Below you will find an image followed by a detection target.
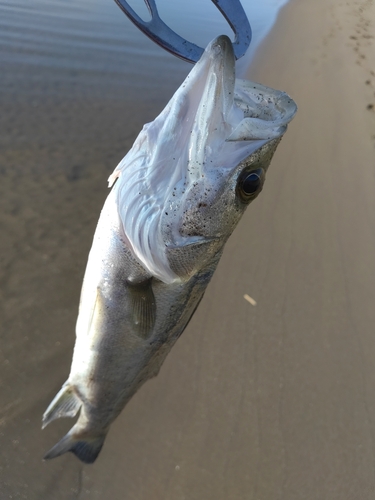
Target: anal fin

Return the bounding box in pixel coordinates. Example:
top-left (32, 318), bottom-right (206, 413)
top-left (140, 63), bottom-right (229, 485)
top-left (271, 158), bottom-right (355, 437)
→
top-left (42, 383), bottom-right (82, 429)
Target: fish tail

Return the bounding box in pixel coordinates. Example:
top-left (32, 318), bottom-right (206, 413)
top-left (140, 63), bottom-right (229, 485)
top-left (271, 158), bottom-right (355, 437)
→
top-left (42, 382), bottom-right (81, 429)
top-left (43, 427), bottom-right (106, 464)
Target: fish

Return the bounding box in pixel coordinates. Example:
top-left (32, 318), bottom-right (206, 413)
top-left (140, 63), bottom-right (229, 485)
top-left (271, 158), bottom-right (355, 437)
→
top-left (42, 35), bottom-right (297, 464)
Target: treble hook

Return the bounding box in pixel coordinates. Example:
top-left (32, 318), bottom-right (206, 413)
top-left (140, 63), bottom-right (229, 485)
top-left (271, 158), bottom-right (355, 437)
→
top-left (114, 0), bottom-right (252, 63)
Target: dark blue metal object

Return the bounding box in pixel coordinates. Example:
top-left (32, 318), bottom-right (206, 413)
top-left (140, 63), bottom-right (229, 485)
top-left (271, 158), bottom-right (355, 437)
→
top-left (114, 0), bottom-right (252, 63)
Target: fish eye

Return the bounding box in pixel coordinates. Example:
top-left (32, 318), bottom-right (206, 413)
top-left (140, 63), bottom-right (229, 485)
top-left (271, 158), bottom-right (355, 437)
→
top-left (243, 172), bottom-right (261, 194)
top-left (237, 168), bottom-right (264, 202)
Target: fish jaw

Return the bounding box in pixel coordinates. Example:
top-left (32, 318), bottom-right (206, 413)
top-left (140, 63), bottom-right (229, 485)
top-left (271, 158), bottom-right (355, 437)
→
top-left (108, 36), bottom-right (296, 284)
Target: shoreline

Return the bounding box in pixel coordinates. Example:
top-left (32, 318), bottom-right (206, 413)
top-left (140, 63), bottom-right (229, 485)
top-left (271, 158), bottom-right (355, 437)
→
top-left (230, 0), bottom-right (375, 494)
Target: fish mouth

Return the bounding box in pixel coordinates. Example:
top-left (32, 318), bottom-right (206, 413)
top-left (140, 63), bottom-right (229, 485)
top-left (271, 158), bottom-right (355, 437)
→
top-left (227, 80), bottom-right (297, 142)
top-left (205, 36), bottom-right (297, 143)
top-left (187, 35), bottom-right (297, 165)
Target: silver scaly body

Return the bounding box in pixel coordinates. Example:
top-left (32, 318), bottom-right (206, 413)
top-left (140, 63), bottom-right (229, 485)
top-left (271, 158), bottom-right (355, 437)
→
top-left (42, 35), bottom-right (297, 463)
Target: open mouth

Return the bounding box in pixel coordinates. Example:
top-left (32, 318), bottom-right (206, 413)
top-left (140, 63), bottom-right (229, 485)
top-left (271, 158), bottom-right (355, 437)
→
top-left (227, 79), bottom-right (298, 141)
top-left (187, 35), bottom-right (297, 154)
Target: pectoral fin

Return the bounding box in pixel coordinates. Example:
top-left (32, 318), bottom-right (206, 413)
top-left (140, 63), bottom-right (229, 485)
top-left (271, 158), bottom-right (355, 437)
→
top-left (127, 278), bottom-right (156, 340)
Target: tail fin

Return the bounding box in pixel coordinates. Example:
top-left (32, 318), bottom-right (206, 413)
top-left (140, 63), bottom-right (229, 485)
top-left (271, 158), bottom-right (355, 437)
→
top-left (42, 382), bottom-right (82, 429)
top-left (43, 429), bottom-right (106, 464)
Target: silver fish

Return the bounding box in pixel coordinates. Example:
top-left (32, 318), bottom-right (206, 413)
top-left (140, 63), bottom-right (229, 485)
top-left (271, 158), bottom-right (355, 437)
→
top-left (42, 35), bottom-right (296, 463)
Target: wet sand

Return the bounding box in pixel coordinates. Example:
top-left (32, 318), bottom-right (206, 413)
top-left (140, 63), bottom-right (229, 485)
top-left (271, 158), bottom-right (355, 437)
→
top-left (1, 0), bottom-right (375, 498)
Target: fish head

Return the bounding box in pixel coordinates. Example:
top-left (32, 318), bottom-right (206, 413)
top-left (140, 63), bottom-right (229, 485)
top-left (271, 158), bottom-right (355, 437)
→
top-left (111, 36), bottom-right (297, 283)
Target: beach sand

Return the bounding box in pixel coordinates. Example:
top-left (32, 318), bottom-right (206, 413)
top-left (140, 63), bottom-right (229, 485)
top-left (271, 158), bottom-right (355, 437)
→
top-left (1, 0), bottom-right (375, 498)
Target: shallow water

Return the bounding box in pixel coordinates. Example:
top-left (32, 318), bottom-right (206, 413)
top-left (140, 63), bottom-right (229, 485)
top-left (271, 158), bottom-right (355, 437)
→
top-left (0, 0), bottom-right (288, 98)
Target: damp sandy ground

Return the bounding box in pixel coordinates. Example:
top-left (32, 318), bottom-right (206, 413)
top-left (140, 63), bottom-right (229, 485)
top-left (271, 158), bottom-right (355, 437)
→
top-left (1, 0), bottom-right (375, 498)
